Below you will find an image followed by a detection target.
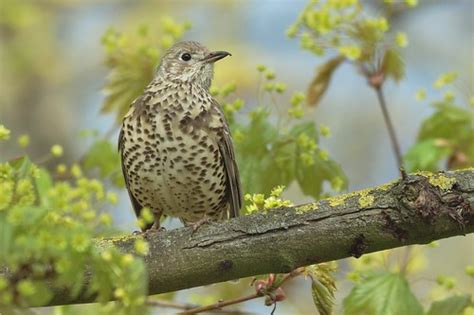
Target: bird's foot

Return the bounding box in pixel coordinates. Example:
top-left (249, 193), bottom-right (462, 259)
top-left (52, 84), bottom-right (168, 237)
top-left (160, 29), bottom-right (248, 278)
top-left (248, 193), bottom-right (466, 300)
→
top-left (143, 225), bottom-right (166, 240)
top-left (189, 216), bottom-right (212, 234)
top-left (133, 222), bottom-right (166, 239)
top-left (150, 221), bottom-right (166, 231)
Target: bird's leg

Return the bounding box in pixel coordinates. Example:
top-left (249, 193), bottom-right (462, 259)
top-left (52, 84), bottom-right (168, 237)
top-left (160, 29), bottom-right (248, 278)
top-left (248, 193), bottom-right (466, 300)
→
top-left (140, 222), bottom-right (166, 240)
top-left (188, 215), bottom-right (212, 234)
top-left (133, 214), bottom-right (166, 237)
top-left (146, 220), bottom-right (166, 233)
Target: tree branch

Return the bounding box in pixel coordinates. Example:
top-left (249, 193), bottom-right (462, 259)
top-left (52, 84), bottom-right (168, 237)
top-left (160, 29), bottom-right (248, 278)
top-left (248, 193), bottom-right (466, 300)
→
top-left (44, 169), bottom-right (474, 306)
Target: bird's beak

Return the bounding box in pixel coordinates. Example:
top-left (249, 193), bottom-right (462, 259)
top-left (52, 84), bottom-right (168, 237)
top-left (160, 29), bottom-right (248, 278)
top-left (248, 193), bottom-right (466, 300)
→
top-left (202, 51), bottom-right (231, 63)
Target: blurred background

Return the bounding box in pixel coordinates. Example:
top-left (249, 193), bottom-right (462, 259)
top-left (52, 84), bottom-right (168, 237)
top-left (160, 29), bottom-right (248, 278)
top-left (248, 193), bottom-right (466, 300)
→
top-left (1, 0), bottom-right (473, 314)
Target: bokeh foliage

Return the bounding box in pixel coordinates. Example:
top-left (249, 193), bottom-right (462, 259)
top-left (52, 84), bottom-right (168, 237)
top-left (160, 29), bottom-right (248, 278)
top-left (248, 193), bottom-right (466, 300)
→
top-left (0, 155), bottom-right (148, 313)
top-left (405, 77), bottom-right (474, 172)
top-left (0, 0), bottom-right (473, 314)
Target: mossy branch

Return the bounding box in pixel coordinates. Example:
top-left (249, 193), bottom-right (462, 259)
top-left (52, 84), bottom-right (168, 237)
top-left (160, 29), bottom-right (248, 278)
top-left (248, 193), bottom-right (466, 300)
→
top-left (45, 169), bottom-right (474, 305)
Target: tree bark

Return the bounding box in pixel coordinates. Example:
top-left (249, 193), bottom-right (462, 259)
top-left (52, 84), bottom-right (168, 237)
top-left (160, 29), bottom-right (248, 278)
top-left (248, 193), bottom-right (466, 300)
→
top-left (48, 169), bottom-right (474, 305)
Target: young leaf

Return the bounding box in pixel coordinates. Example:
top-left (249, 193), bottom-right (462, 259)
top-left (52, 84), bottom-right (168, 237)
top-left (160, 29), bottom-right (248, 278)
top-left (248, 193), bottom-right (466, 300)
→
top-left (289, 121), bottom-right (319, 142)
top-left (312, 280), bottom-right (334, 315)
top-left (9, 156), bottom-right (34, 178)
top-left (418, 102), bottom-right (472, 142)
top-left (307, 263), bottom-right (337, 315)
top-left (306, 55), bottom-right (345, 107)
top-left (426, 294), bottom-right (472, 315)
top-left (404, 139), bottom-right (451, 172)
top-left (235, 109), bottom-right (279, 196)
top-left (382, 49), bottom-right (405, 83)
top-left (0, 213), bottom-right (13, 260)
top-left (406, 101), bottom-right (474, 171)
top-left (82, 139), bottom-right (122, 185)
top-left (343, 272), bottom-right (423, 315)
top-left (296, 150), bottom-right (347, 199)
top-left (34, 168), bottom-right (53, 207)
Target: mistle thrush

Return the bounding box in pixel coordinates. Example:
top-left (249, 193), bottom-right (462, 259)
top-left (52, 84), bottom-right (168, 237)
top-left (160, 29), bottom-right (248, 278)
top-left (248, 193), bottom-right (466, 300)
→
top-left (119, 41), bottom-right (242, 231)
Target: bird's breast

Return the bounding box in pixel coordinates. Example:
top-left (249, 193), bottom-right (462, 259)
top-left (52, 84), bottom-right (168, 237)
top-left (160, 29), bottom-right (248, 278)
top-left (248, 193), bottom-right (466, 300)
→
top-left (122, 87), bottom-right (228, 221)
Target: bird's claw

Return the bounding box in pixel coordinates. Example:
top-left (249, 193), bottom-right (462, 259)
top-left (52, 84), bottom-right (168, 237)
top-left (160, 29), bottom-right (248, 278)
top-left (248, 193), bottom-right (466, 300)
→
top-left (189, 216), bottom-right (211, 234)
top-left (133, 223), bottom-right (166, 239)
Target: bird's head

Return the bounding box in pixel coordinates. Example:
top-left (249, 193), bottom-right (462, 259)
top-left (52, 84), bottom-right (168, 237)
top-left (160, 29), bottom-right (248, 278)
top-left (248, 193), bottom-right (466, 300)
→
top-left (156, 41), bottom-right (231, 90)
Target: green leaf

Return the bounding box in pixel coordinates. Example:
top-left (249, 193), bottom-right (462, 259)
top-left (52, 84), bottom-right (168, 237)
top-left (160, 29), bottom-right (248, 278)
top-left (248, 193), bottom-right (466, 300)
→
top-left (9, 156), bottom-right (33, 178)
top-left (306, 55), bottom-right (344, 107)
top-left (343, 272), bottom-right (423, 315)
top-left (382, 49), bottom-right (405, 82)
top-left (312, 280), bottom-right (334, 315)
top-left (404, 139), bottom-right (452, 172)
top-left (83, 139), bottom-right (122, 184)
top-left (289, 121), bottom-right (319, 142)
top-left (235, 108), bottom-right (279, 196)
top-left (8, 206), bottom-right (48, 227)
top-left (238, 155), bottom-right (266, 195)
top-left (21, 281), bottom-right (53, 306)
top-left (0, 213), bottom-right (13, 261)
top-left (418, 102), bottom-right (472, 143)
top-left (407, 101), bottom-right (474, 171)
top-left (297, 151), bottom-right (347, 199)
top-left (426, 294), bottom-right (472, 315)
top-left (34, 168), bottom-right (52, 207)
top-left (238, 108), bottom-right (277, 157)
top-left (307, 264), bottom-right (337, 315)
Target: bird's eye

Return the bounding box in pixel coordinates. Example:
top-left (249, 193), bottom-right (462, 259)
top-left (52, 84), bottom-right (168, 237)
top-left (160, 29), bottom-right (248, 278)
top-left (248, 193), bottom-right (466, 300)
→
top-left (181, 53), bottom-right (192, 61)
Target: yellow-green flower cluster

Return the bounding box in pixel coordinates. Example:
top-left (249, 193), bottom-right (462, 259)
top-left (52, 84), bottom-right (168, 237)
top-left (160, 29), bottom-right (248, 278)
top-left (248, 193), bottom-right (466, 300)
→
top-left (134, 239), bottom-right (150, 256)
top-left (50, 144), bottom-right (63, 157)
top-left (297, 133), bottom-right (318, 166)
top-left (258, 68), bottom-right (287, 94)
top-left (319, 124), bottom-right (331, 137)
top-left (436, 275), bottom-right (456, 290)
top-left (288, 0), bottom-right (412, 62)
top-left (465, 265), bottom-right (474, 277)
top-left (338, 45), bottom-right (361, 60)
top-left (137, 207), bottom-right (154, 230)
top-left (17, 134), bottom-right (30, 148)
top-left (0, 124), bottom-right (11, 140)
top-left (415, 88), bottom-right (426, 101)
top-left (245, 186), bottom-right (293, 214)
top-left (395, 32), bottom-right (408, 48)
top-left (15, 178), bottom-right (36, 206)
top-left (433, 71), bottom-right (458, 89)
top-left (288, 92), bottom-right (305, 118)
top-left (0, 180), bottom-right (14, 210)
top-left (0, 153), bottom-right (147, 309)
top-left (405, 0), bottom-right (418, 7)
top-left (223, 98), bottom-right (245, 117)
top-left (160, 18), bottom-right (191, 49)
top-left (210, 82), bottom-right (237, 98)
top-left (101, 19), bottom-right (190, 124)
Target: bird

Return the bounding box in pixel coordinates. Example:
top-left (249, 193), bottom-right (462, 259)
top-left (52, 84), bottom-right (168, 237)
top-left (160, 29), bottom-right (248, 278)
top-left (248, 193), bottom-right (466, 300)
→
top-left (118, 41), bottom-right (242, 232)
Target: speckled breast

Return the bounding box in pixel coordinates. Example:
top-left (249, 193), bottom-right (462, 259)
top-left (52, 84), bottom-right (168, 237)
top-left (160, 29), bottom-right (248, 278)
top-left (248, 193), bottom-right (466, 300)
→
top-left (121, 83), bottom-right (229, 222)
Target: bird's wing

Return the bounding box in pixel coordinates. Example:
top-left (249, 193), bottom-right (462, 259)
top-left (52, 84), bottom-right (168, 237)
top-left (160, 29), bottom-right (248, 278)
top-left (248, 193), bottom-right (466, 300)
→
top-left (118, 100), bottom-right (153, 231)
top-left (211, 99), bottom-right (242, 218)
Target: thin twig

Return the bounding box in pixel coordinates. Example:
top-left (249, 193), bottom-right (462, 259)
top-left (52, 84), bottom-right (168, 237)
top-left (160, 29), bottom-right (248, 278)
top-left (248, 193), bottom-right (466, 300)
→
top-left (178, 293), bottom-right (259, 315)
top-left (147, 299), bottom-right (254, 314)
top-left (179, 270), bottom-right (302, 315)
top-left (373, 84), bottom-right (407, 179)
top-left (146, 299), bottom-right (196, 310)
